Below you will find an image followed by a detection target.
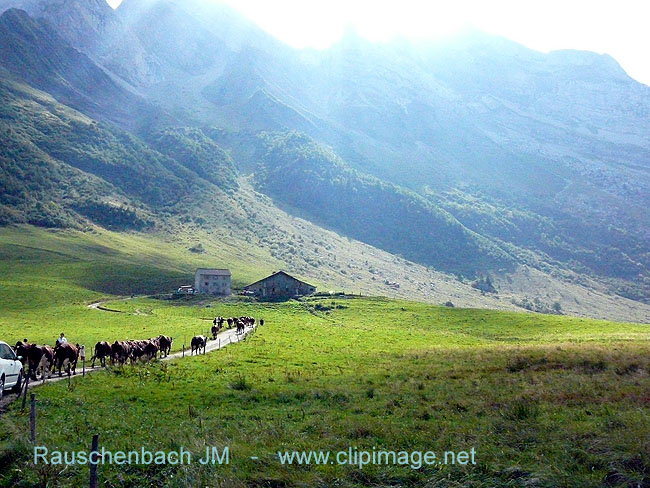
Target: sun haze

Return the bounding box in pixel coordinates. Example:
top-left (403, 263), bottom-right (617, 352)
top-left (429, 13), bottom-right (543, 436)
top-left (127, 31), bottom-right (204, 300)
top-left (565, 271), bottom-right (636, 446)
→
top-left (105, 0), bottom-right (650, 85)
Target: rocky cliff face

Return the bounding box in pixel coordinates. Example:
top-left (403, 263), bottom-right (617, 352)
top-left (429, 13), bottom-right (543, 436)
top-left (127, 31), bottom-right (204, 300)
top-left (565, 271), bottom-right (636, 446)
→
top-left (0, 0), bottom-right (113, 54)
top-left (0, 7), bottom-right (162, 130)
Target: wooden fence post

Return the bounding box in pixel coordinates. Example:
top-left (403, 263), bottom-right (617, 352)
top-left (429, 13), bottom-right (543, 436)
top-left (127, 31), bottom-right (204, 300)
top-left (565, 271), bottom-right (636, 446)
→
top-left (83, 359), bottom-right (86, 377)
top-left (182, 345), bottom-right (185, 358)
top-left (22, 374), bottom-right (30, 410)
top-left (30, 394), bottom-right (36, 443)
top-left (89, 433), bottom-right (99, 488)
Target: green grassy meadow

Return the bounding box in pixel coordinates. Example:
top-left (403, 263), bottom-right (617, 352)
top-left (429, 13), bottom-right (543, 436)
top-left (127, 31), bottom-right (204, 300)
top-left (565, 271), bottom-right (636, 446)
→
top-left (1, 226), bottom-right (649, 487)
top-left (0, 225), bottom-right (278, 351)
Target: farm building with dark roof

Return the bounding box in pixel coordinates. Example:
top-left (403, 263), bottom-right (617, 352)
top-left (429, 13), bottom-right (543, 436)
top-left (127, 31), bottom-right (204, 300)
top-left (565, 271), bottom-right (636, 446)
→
top-left (244, 271), bottom-right (316, 299)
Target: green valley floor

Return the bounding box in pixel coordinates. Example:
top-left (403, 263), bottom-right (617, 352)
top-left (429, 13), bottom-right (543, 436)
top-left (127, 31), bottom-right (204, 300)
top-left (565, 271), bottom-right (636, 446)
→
top-left (0, 226), bottom-right (649, 487)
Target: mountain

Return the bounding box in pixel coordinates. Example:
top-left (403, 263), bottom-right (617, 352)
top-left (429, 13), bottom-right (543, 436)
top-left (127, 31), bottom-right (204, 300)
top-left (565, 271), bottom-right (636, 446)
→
top-left (147, 127), bottom-right (238, 191)
top-left (0, 0), bottom-right (115, 54)
top-left (0, 70), bottom-right (197, 227)
top-left (0, 2), bottom-right (648, 317)
top-left (252, 131), bottom-right (514, 276)
top-left (0, 7), bottom-right (164, 131)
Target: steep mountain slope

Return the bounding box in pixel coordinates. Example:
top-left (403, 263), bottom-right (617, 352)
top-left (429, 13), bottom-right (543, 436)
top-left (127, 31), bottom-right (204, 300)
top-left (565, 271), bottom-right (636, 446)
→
top-left (0, 7), bottom-right (162, 131)
top-left (0, 0), bottom-right (115, 55)
top-left (0, 1), bottom-right (648, 310)
top-left (0, 70), bottom-right (194, 227)
top-left (3, 64), bottom-right (648, 322)
top-left (0, 70), bottom-right (491, 304)
top-left (0, 76), bottom-right (531, 316)
top-left (58, 1), bottom-right (646, 300)
top-left (252, 131), bottom-right (514, 276)
top-left (0, 0), bottom-right (162, 87)
top-left (147, 127), bottom-right (238, 192)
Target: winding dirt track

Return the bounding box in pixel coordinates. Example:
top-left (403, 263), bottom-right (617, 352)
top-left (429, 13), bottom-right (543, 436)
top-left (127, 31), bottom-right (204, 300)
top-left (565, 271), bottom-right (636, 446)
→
top-left (0, 299), bottom-right (257, 414)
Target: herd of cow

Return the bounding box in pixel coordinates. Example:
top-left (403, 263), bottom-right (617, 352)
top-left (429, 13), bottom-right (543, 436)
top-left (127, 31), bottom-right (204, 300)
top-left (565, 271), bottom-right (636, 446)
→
top-left (12, 316), bottom-right (262, 381)
top-left (92, 335), bottom-right (174, 368)
top-left (13, 335), bottom-right (173, 380)
top-left (193, 316), bottom-right (260, 355)
top-left (210, 316), bottom-right (260, 340)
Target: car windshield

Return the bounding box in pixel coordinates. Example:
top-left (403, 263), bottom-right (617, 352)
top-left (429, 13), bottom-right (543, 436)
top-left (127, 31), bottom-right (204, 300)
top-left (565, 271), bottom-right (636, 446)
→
top-left (0, 344), bottom-right (15, 360)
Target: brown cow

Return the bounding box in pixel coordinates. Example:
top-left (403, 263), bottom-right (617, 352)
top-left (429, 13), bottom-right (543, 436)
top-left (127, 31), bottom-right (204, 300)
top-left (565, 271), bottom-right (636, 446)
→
top-left (110, 341), bottom-right (130, 366)
top-left (13, 342), bottom-right (31, 368)
top-left (37, 345), bottom-right (54, 380)
top-left (128, 340), bottom-right (146, 363)
top-left (211, 325), bottom-right (220, 340)
top-left (15, 343), bottom-right (54, 380)
top-left (158, 335), bottom-right (173, 357)
top-left (190, 335), bottom-right (207, 355)
top-left (143, 341), bottom-right (159, 361)
top-left (91, 341), bottom-right (111, 368)
top-left (52, 343), bottom-right (79, 377)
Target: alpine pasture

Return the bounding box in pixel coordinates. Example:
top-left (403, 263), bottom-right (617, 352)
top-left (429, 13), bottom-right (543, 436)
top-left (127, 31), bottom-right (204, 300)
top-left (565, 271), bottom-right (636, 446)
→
top-left (1, 227), bottom-right (649, 488)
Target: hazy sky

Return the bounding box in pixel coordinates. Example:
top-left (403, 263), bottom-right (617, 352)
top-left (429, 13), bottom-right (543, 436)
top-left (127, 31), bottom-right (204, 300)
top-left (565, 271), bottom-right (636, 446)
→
top-left (106, 0), bottom-right (650, 85)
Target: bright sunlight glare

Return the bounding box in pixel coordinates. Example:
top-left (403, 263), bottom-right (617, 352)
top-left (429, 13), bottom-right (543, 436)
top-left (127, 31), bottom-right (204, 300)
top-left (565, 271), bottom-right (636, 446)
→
top-left (105, 0), bottom-right (650, 85)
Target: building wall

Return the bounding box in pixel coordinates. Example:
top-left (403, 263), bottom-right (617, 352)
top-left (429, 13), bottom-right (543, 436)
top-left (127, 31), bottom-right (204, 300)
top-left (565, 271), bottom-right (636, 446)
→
top-left (194, 271), bottom-right (231, 295)
top-left (247, 273), bottom-right (315, 298)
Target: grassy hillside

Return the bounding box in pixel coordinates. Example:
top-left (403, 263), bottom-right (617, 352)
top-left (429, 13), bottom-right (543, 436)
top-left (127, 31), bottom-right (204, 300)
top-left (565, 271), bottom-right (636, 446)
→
top-left (427, 187), bottom-right (650, 302)
top-left (0, 224), bottom-right (648, 487)
top-left (252, 131), bottom-right (514, 276)
top-left (0, 72), bottom-right (196, 228)
top-left (0, 223), bottom-right (512, 349)
top-left (1, 289), bottom-right (649, 486)
top-left (0, 225), bottom-right (279, 349)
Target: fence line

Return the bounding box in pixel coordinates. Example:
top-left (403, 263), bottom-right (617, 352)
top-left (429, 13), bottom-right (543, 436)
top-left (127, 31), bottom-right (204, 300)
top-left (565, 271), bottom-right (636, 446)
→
top-left (89, 434), bottom-right (99, 488)
top-left (30, 394), bottom-right (36, 443)
top-left (16, 322), bottom-right (261, 486)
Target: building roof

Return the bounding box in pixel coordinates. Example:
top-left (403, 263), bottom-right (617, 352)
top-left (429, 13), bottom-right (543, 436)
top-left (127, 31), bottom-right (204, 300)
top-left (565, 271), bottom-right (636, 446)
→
top-left (244, 271), bottom-right (315, 289)
top-left (195, 268), bottom-right (231, 276)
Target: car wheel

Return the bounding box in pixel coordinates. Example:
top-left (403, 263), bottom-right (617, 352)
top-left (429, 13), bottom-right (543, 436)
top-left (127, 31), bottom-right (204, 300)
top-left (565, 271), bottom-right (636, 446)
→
top-left (11, 370), bottom-right (23, 394)
top-left (0, 375), bottom-right (4, 400)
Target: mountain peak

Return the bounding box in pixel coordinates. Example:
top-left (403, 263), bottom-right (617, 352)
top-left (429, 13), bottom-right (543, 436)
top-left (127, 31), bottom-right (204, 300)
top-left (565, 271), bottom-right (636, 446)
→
top-left (0, 6), bottom-right (27, 20)
top-left (546, 49), bottom-right (628, 78)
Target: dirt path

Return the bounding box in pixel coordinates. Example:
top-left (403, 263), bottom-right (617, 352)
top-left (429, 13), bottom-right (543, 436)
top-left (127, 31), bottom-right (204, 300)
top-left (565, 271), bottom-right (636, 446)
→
top-left (0, 300), bottom-right (257, 415)
top-left (87, 298), bottom-right (127, 313)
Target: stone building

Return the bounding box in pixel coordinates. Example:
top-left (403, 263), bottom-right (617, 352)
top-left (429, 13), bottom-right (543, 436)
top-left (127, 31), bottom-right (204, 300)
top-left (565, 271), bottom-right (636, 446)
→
top-left (194, 268), bottom-right (231, 295)
top-left (244, 271), bottom-right (316, 299)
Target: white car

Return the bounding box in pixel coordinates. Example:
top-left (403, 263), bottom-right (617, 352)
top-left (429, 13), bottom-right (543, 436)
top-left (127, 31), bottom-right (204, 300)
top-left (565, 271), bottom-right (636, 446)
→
top-left (0, 341), bottom-right (24, 399)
